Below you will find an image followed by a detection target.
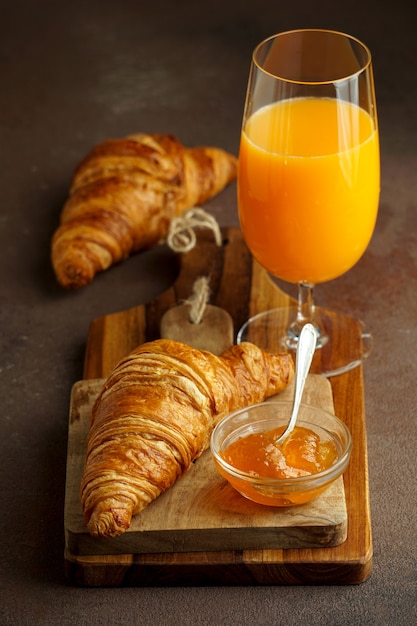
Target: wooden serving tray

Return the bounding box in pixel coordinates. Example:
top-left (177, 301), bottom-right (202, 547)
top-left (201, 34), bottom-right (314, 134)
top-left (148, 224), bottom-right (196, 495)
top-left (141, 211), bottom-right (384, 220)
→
top-left (64, 227), bottom-right (372, 586)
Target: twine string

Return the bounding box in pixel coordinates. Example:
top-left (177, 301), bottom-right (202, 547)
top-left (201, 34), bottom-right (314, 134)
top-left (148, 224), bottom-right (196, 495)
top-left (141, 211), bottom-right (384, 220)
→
top-left (167, 207), bottom-right (222, 253)
top-left (184, 276), bottom-right (210, 324)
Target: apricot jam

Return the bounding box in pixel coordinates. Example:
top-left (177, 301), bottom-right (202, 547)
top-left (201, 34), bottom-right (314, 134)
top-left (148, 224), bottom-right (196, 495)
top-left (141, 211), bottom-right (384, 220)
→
top-left (218, 425), bottom-right (339, 506)
top-left (222, 425), bottom-right (338, 479)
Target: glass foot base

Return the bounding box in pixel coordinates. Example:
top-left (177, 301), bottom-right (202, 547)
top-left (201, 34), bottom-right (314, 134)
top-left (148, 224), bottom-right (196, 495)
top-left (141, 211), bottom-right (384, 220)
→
top-left (237, 306), bottom-right (372, 377)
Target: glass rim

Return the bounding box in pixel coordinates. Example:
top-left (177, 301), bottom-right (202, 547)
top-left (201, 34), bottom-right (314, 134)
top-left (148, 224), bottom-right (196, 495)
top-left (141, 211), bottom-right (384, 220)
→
top-left (253, 28), bottom-right (373, 85)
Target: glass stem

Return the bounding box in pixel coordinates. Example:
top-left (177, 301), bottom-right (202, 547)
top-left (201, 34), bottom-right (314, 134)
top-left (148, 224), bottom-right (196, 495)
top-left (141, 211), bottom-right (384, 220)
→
top-left (288, 282), bottom-right (319, 342)
top-left (296, 282), bottom-right (316, 326)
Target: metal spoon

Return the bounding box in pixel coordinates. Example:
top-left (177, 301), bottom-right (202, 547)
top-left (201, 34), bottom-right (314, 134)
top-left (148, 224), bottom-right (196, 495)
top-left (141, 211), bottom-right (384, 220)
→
top-left (275, 323), bottom-right (318, 445)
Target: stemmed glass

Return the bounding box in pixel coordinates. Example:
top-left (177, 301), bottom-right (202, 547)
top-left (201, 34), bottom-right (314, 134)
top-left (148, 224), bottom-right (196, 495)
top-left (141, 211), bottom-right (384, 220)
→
top-left (237, 29), bottom-right (380, 376)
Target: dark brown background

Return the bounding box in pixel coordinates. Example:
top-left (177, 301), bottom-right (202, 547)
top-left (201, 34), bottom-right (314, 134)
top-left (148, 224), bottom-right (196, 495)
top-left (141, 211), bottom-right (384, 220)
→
top-left (1, 0), bottom-right (416, 624)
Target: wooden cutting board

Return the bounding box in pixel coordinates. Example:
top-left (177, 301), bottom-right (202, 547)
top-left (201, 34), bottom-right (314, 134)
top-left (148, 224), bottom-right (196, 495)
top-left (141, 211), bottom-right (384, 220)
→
top-left (65, 376), bottom-right (347, 556)
top-left (64, 227), bottom-right (372, 586)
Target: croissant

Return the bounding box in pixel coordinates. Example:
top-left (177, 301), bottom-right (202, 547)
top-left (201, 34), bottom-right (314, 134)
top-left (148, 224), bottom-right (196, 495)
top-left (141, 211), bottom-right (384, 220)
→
top-left (81, 339), bottom-right (294, 538)
top-left (51, 133), bottom-right (237, 289)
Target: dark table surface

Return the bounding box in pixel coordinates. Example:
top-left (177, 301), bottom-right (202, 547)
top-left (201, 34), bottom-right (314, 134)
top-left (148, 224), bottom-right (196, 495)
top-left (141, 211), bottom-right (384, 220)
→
top-left (1, 0), bottom-right (416, 624)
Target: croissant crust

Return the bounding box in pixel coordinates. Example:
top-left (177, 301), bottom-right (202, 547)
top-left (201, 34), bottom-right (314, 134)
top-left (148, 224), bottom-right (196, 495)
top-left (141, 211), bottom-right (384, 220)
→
top-left (80, 339), bottom-right (294, 538)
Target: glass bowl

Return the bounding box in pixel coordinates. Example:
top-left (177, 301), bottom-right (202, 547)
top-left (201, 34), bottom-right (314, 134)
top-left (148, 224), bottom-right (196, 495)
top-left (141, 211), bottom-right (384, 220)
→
top-left (210, 401), bottom-right (352, 506)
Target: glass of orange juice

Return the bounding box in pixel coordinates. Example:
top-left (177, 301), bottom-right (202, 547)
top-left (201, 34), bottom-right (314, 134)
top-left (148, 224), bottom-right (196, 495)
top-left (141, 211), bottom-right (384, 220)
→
top-left (237, 29), bottom-right (380, 376)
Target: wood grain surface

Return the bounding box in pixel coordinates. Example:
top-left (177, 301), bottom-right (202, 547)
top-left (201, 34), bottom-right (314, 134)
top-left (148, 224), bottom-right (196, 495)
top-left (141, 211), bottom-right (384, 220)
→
top-left (64, 227), bottom-right (372, 586)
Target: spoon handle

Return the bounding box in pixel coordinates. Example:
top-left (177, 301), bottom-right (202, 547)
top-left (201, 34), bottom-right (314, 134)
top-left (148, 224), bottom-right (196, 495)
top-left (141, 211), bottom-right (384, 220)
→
top-left (275, 323), bottom-right (317, 444)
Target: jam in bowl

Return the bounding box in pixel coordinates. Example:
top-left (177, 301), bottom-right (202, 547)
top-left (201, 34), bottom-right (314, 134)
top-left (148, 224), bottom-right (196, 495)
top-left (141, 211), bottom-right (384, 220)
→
top-left (210, 401), bottom-right (352, 506)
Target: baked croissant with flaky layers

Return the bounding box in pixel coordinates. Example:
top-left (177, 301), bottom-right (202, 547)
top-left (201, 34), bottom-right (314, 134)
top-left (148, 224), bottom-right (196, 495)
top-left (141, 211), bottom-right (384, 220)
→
top-left (51, 133), bottom-right (237, 289)
top-left (81, 339), bottom-right (294, 538)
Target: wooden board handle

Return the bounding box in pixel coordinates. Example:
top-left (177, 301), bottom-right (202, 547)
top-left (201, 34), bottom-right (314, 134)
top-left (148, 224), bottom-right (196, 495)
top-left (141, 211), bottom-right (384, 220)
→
top-left (83, 227), bottom-right (291, 379)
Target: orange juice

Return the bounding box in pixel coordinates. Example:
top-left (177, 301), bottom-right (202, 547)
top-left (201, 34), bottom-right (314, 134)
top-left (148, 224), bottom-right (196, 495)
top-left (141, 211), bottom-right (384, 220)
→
top-left (238, 98), bottom-right (379, 284)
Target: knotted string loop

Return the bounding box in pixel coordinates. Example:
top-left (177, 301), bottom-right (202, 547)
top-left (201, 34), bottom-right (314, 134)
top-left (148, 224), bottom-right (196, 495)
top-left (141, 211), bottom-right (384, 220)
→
top-left (167, 207), bottom-right (222, 253)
